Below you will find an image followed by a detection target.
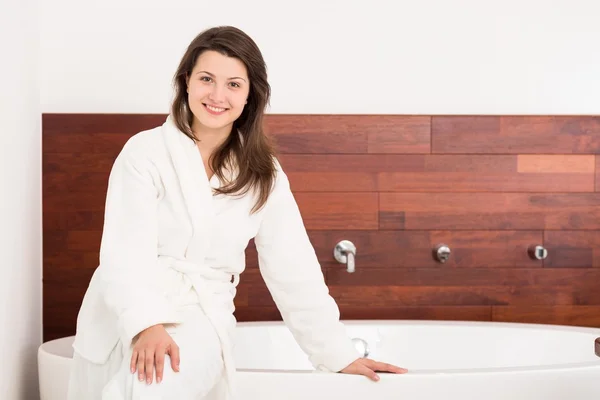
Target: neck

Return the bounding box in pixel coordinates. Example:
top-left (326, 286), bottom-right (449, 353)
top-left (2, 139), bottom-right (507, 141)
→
top-left (192, 120), bottom-right (232, 146)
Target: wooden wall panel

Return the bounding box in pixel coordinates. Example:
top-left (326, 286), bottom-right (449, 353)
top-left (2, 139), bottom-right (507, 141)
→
top-left (308, 230), bottom-right (541, 268)
top-left (543, 231), bottom-right (600, 268)
top-left (432, 116), bottom-right (600, 154)
top-left (379, 193), bottom-right (600, 230)
top-left (279, 154), bottom-right (595, 192)
top-left (596, 156), bottom-right (600, 191)
top-left (42, 114), bottom-right (600, 342)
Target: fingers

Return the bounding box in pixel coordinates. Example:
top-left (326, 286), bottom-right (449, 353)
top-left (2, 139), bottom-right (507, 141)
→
top-left (145, 349), bottom-right (155, 384)
top-left (357, 364), bottom-right (380, 381)
top-left (366, 359), bottom-right (408, 374)
top-left (137, 350), bottom-right (146, 382)
top-left (169, 342), bottom-right (180, 372)
top-left (155, 346), bottom-right (165, 384)
top-left (130, 350), bottom-right (138, 374)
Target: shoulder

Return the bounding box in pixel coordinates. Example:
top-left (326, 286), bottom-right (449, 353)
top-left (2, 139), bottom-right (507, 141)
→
top-left (119, 126), bottom-right (165, 159)
top-left (110, 126), bottom-right (167, 178)
top-left (112, 125), bottom-right (170, 169)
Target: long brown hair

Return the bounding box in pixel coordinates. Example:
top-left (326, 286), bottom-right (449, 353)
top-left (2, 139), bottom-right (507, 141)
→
top-left (171, 26), bottom-right (277, 213)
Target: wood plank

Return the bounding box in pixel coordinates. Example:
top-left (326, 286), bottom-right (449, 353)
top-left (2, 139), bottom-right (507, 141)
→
top-left (278, 154), bottom-right (426, 172)
top-left (287, 172), bottom-right (377, 192)
top-left (327, 268), bottom-right (600, 287)
top-left (42, 113), bottom-right (166, 135)
top-left (339, 306), bottom-right (491, 321)
top-left (543, 231), bottom-right (600, 268)
top-left (44, 191), bottom-right (107, 211)
top-left (378, 172), bottom-right (593, 192)
top-left (264, 115), bottom-right (369, 153)
top-left (308, 230), bottom-right (542, 268)
top-left (379, 193), bottom-right (600, 230)
top-left (43, 281), bottom-right (87, 341)
top-left (597, 156), bottom-right (600, 191)
top-left (43, 211), bottom-right (104, 231)
top-left (43, 152), bottom-right (117, 173)
top-left (43, 132), bottom-right (132, 153)
top-left (326, 284), bottom-right (600, 307)
top-left (492, 306), bottom-right (600, 328)
top-left (517, 155), bottom-right (595, 173)
top-left (432, 116), bottom-right (600, 154)
top-left (44, 172), bottom-right (109, 194)
top-left (280, 154), bottom-right (594, 192)
top-left (366, 116), bottom-right (430, 153)
top-left (294, 193), bottom-right (379, 230)
top-left (43, 252), bottom-right (99, 281)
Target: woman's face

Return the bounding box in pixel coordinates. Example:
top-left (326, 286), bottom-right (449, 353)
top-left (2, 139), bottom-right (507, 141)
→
top-left (187, 50), bottom-right (250, 134)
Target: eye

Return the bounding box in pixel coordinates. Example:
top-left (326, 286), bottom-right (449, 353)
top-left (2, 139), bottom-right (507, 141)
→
top-left (200, 76), bottom-right (212, 82)
top-left (229, 82), bottom-right (241, 88)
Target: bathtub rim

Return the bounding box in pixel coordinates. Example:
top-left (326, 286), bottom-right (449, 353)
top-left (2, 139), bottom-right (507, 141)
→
top-left (38, 319), bottom-right (600, 376)
top-left (234, 319), bottom-right (600, 375)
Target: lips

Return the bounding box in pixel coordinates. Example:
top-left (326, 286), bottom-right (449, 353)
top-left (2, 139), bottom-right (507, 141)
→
top-left (203, 103), bottom-right (228, 115)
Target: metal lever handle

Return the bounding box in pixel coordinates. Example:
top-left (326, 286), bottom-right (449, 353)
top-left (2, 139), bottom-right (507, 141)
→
top-left (334, 240), bottom-right (356, 273)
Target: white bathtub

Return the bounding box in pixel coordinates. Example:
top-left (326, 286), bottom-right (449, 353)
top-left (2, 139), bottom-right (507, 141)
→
top-left (38, 320), bottom-right (600, 399)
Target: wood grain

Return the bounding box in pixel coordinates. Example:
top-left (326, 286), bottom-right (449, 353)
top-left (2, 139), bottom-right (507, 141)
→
top-left (366, 116), bottom-right (430, 153)
top-left (492, 306), bottom-right (600, 327)
top-left (432, 116), bottom-right (600, 154)
top-left (42, 113), bottom-right (166, 135)
top-left (327, 268), bottom-right (600, 287)
top-left (309, 230), bottom-right (542, 268)
top-left (264, 115), bottom-right (430, 154)
top-left (379, 193), bottom-right (600, 230)
top-left (597, 156), bottom-right (600, 191)
top-left (327, 284), bottom-right (600, 307)
top-left (42, 114), bottom-right (600, 341)
top-left (543, 231), bottom-right (600, 268)
top-left (281, 154), bottom-right (595, 192)
top-left (294, 193), bottom-right (379, 230)
top-left (339, 306), bottom-right (491, 321)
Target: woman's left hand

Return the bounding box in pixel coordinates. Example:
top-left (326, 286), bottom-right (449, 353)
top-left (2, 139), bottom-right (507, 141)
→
top-left (340, 358), bottom-right (408, 381)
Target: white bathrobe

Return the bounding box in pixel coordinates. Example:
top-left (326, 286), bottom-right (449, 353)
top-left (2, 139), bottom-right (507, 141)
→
top-left (67, 115), bottom-right (359, 399)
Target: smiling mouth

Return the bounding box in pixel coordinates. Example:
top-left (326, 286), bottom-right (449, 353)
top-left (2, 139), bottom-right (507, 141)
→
top-left (203, 103), bottom-right (228, 114)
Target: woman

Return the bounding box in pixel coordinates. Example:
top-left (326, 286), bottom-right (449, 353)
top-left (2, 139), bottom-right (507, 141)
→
top-left (67, 25), bottom-right (407, 400)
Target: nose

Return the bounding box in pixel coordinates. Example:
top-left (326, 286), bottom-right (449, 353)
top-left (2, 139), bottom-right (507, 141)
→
top-left (208, 84), bottom-right (226, 103)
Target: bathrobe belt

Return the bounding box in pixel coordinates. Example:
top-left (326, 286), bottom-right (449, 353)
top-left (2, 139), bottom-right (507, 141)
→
top-left (159, 256), bottom-right (240, 399)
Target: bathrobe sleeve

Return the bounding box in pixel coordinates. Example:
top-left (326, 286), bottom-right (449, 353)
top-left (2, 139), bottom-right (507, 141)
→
top-left (96, 138), bottom-right (181, 345)
top-left (254, 166), bottom-right (360, 372)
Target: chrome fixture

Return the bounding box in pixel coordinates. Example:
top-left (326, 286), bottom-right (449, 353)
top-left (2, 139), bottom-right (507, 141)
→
top-left (334, 240), bottom-right (356, 273)
top-left (433, 244), bottom-right (451, 263)
top-left (528, 245), bottom-right (548, 260)
top-left (351, 337), bottom-right (369, 358)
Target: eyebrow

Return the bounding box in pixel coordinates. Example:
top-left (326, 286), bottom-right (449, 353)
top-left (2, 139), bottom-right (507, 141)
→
top-left (197, 70), bottom-right (247, 83)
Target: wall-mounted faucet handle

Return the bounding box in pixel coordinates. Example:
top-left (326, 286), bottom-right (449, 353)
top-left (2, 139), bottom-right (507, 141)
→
top-left (528, 245), bottom-right (548, 260)
top-left (433, 244), bottom-right (451, 263)
top-left (334, 240), bottom-right (356, 273)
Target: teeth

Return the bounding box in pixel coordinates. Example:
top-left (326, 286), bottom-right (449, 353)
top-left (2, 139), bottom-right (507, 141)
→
top-left (206, 104), bottom-right (226, 112)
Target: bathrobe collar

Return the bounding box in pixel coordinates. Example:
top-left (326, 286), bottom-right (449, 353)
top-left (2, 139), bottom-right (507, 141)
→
top-left (161, 115), bottom-right (219, 264)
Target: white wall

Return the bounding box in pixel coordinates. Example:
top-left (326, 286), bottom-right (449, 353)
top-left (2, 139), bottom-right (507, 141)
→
top-left (0, 0), bottom-right (42, 399)
top-left (40, 0), bottom-right (600, 115)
